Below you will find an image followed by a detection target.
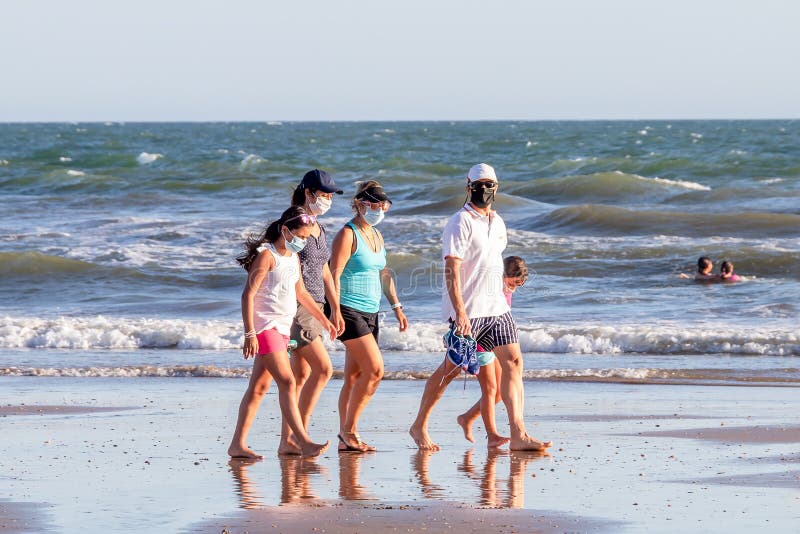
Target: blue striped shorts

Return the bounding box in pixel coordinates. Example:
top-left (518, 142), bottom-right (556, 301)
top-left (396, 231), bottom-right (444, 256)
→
top-left (462, 311), bottom-right (519, 352)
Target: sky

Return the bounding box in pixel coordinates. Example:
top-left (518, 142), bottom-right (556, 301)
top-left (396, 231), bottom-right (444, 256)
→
top-left (1, 0), bottom-right (798, 121)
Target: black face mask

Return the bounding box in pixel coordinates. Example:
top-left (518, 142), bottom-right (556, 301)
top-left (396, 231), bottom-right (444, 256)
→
top-left (469, 187), bottom-right (495, 208)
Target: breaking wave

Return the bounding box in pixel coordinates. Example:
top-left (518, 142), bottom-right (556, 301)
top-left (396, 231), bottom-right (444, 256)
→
top-left (1, 316), bottom-right (798, 356)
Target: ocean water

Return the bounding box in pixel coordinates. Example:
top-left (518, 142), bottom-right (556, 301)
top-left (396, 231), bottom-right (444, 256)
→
top-left (1, 121), bottom-right (798, 385)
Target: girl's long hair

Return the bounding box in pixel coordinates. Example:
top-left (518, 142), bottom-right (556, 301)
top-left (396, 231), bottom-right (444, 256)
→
top-left (236, 206), bottom-right (314, 271)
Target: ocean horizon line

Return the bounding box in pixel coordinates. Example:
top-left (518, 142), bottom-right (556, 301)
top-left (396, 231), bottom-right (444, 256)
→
top-left (1, 117), bottom-right (798, 125)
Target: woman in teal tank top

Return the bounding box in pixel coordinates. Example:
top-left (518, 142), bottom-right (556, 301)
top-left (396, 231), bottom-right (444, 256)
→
top-left (330, 180), bottom-right (408, 452)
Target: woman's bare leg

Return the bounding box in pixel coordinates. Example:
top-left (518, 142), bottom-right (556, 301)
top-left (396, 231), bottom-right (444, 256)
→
top-left (338, 349), bottom-right (359, 442)
top-left (293, 338), bottom-right (333, 428)
top-left (339, 334), bottom-right (384, 450)
top-left (228, 356), bottom-right (273, 459)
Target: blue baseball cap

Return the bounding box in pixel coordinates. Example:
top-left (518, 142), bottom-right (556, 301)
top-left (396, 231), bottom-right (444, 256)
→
top-left (300, 169), bottom-right (343, 194)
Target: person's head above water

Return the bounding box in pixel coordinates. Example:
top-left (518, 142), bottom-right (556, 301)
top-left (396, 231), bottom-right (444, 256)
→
top-left (720, 260), bottom-right (735, 277)
top-left (698, 256), bottom-right (713, 274)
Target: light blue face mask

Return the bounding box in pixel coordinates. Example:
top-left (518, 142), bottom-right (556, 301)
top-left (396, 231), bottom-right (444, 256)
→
top-left (283, 228), bottom-right (307, 253)
top-left (363, 206), bottom-right (385, 226)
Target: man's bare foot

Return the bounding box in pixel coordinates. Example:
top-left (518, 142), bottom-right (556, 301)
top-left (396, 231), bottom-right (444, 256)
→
top-left (509, 433), bottom-right (553, 451)
top-left (300, 440), bottom-right (329, 458)
top-left (228, 444), bottom-right (264, 460)
top-left (456, 414), bottom-right (476, 443)
top-left (487, 434), bottom-right (510, 448)
top-left (409, 425), bottom-right (441, 451)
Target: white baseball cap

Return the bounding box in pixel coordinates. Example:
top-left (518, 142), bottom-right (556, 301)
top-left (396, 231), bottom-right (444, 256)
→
top-left (467, 163), bottom-right (498, 182)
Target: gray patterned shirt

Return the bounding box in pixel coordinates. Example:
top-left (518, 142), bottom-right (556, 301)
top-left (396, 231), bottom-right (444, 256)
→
top-left (298, 224), bottom-right (329, 303)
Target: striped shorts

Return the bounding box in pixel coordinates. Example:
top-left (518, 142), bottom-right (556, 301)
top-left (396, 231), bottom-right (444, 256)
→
top-left (460, 311), bottom-right (519, 352)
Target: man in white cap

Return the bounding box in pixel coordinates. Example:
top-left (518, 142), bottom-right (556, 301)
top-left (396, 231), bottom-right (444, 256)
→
top-left (409, 163), bottom-right (552, 451)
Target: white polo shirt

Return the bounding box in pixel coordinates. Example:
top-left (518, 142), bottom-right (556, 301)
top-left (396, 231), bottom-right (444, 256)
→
top-left (441, 204), bottom-right (510, 321)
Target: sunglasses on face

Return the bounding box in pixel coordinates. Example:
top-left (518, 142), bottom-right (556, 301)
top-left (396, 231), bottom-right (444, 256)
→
top-left (469, 181), bottom-right (498, 191)
top-left (360, 200), bottom-right (390, 211)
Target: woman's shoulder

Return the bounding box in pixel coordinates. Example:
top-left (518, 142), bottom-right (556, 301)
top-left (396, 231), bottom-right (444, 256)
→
top-left (335, 222), bottom-right (356, 238)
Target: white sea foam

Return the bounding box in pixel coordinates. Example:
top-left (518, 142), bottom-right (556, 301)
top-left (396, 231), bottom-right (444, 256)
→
top-left (66, 170), bottom-right (85, 177)
top-left (0, 365), bottom-right (250, 378)
top-left (616, 171), bottom-right (710, 192)
top-left (239, 154), bottom-right (265, 171)
top-left (759, 177), bottom-right (784, 184)
top-left (0, 159), bottom-right (9, 166)
top-left (1, 316), bottom-right (798, 356)
top-left (2, 365), bottom-right (780, 384)
top-left (0, 316), bottom-right (241, 350)
top-left (649, 176), bottom-right (711, 191)
top-left (59, 156), bottom-right (73, 162)
top-left (137, 152), bottom-right (163, 165)
top-left (0, 365), bottom-right (651, 381)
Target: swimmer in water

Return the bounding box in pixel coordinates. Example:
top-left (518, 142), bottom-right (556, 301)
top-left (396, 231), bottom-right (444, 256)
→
top-left (679, 256), bottom-right (716, 281)
top-left (719, 260), bottom-right (741, 282)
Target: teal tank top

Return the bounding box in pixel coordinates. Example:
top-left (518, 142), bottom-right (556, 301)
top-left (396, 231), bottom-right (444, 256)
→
top-left (339, 222), bottom-right (387, 313)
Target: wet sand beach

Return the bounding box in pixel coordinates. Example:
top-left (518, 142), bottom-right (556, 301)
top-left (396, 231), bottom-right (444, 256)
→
top-left (2, 374), bottom-right (798, 532)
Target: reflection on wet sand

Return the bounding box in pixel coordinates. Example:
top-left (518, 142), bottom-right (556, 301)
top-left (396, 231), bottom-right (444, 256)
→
top-left (230, 447), bottom-right (548, 510)
top-left (457, 448), bottom-right (550, 508)
top-left (228, 459), bottom-right (263, 510)
top-left (279, 456), bottom-right (326, 504)
top-left (412, 449), bottom-right (447, 499)
top-left (338, 452), bottom-right (377, 500)
top-left (228, 456), bottom-right (327, 508)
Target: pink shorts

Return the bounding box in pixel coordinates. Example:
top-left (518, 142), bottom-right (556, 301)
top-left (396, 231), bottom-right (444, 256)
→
top-left (256, 328), bottom-right (290, 355)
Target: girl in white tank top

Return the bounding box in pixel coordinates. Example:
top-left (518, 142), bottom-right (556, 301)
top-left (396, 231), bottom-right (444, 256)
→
top-left (253, 242), bottom-right (300, 336)
top-left (229, 206), bottom-right (337, 459)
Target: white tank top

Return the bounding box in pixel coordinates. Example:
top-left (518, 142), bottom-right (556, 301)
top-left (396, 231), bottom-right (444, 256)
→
top-left (253, 243), bottom-right (300, 336)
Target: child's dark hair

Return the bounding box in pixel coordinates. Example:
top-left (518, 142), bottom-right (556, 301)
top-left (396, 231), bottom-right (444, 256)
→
top-left (503, 256), bottom-right (528, 278)
top-left (236, 206), bottom-right (314, 271)
top-left (698, 256), bottom-right (712, 272)
top-left (720, 260), bottom-right (734, 274)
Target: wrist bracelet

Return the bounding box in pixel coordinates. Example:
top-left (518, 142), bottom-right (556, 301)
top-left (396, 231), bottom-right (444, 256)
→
top-left (391, 302), bottom-right (403, 310)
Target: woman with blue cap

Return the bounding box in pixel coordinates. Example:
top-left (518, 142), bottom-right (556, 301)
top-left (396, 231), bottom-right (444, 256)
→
top-left (281, 169), bottom-right (346, 454)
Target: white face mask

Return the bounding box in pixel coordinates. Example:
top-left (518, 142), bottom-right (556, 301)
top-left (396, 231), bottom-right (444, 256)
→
top-left (362, 206), bottom-right (385, 226)
top-left (308, 194), bottom-right (332, 216)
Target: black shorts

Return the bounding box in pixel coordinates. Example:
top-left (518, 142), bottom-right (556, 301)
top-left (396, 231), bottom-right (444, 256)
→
top-left (290, 301), bottom-right (324, 349)
top-left (338, 305), bottom-right (379, 343)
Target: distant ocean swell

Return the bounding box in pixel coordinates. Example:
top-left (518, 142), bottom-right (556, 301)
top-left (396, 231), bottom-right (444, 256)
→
top-left (532, 205), bottom-right (800, 238)
top-left (2, 316), bottom-right (798, 356)
top-left (2, 365), bottom-right (796, 385)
